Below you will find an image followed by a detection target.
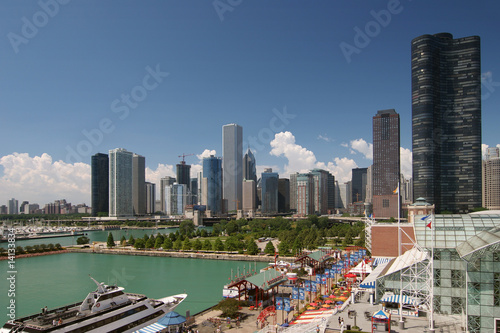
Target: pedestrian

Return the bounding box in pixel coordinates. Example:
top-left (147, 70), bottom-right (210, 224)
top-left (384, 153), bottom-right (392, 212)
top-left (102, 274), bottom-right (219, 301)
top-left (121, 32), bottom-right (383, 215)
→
top-left (338, 316), bottom-right (341, 327)
top-left (316, 324), bottom-right (320, 332)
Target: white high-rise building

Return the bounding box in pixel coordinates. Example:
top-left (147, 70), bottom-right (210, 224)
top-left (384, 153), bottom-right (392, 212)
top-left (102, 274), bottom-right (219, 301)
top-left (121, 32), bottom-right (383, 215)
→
top-left (145, 182), bottom-right (156, 214)
top-left (109, 148), bottom-right (133, 217)
top-left (222, 123), bottom-right (243, 212)
top-left (483, 147), bottom-right (500, 210)
top-left (8, 198), bottom-right (18, 215)
top-left (166, 183), bottom-right (186, 216)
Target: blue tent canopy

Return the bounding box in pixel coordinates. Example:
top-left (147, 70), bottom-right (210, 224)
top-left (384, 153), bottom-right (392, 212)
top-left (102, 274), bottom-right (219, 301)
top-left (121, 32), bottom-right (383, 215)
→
top-left (157, 311), bottom-right (187, 326)
top-left (133, 322), bottom-right (167, 333)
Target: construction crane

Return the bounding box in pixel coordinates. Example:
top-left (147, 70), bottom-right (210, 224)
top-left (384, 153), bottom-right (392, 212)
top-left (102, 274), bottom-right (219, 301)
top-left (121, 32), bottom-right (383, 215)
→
top-left (178, 153), bottom-right (195, 163)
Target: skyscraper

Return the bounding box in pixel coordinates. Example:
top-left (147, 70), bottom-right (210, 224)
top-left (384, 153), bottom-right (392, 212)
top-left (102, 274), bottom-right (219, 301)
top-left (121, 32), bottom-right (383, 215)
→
top-left (289, 172), bottom-right (298, 212)
top-left (165, 183), bottom-right (186, 216)
top-left (8, 198), bottom-right (18, 215)
top-left (412, 33), bottom-right (482, 213)
top-left (242, 179), bottom-right (256, 213)
top-left (176, 161), bottom-right (191, 189)
top-left (132, 153), bottom-right (146, 216)
top-left (91, 153), bottom-right (109, 216)
top-left (278, 178), bottom-right (290, 213)
top-left (145, 182), bottom-right (156, 214)
top-left (160, 176), bottom-right (176, 213)
top-left (202, 155), bottom-right (223, 214)
top-left (222, 123), bottom-right (243, 212)
top-left (243, 148), bottom-right (257, 182)
top-left (483, 147), bottom-right (500, 210)
top-left (373, 109), bottom-right (400, 218)
top-left (351, 168), bottom-right (368, 203)
top-left (261, 168), bottom-right (279, 214)
top-left (296, 173), bottom-right (314, 216)
top-left (109, 148), bottom-right (133, 217)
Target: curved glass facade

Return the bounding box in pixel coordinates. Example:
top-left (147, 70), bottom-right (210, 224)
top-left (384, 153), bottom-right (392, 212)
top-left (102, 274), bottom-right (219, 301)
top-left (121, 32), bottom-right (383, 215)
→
top-left (411, 33), bottom-right (482, 213)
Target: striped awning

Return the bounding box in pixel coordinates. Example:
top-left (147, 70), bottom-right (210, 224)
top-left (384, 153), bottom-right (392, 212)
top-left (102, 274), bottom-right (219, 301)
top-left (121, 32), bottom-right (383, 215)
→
top-left (381, 295), bottom-right (419, 305)
top-left (134, 322), bottom-right (167, 333)
top-left (359, 280), bottom-right (375, 289)
top-left (359, 261), bottom-right (388, 289)
top-left (372, 257), bottom-right (392, 267)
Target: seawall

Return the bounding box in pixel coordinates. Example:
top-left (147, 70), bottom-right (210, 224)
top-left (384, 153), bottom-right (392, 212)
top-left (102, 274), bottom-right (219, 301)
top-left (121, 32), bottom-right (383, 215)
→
top-left (67, 247), bottom-right (297, 262)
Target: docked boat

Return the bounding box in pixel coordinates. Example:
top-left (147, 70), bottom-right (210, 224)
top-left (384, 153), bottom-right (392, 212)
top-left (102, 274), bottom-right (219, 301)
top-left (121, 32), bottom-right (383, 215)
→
top-left (222, 285), bottom-right (239, 299)
top-left (1, 276), bottom-right (187, 333)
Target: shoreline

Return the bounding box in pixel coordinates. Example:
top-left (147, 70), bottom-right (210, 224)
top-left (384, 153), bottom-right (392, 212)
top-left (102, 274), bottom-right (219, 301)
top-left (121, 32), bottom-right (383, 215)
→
top-left (0, 249), bottom-right (69, 260)
top-left (67, 247), bottom-right (297, 262)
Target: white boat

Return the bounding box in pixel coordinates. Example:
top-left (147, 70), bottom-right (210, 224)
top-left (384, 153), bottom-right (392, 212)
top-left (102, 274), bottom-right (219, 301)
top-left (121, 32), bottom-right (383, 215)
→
top-left (222, 285), bottom-right (239, 299)
top-left (1, 276), bottom-right (187, 333)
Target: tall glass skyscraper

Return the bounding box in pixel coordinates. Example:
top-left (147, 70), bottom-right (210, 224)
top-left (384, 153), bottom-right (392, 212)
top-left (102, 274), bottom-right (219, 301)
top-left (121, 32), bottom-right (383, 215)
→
top-left (222, 123), bottom-right (243, 212)
top-left (91, 153), bottom-right (109, 216)
top-left (243, 148), bottom-right (257, 182)
top-left (202, 155), bottom-right (222, 213)
top-left (261, 169), bottom-right (279, 214)
top-left (373, 109), bottom-right (400, 218)
top-left (412, 33), bottom-right (481, 213)
top-left (132, 153), bottom-right (146, 216)
top-left (109, 148), bottom-right (133, 217)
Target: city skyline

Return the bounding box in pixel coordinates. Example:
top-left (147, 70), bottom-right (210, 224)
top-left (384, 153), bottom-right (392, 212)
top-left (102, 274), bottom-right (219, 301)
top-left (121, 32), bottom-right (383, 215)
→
top-left (1, 1), bottom-right (499, 205)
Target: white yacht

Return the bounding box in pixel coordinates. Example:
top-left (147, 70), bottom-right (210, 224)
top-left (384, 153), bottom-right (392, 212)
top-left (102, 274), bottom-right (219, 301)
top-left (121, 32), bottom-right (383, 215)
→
top-left (1, 276), bottom-right (187, 333)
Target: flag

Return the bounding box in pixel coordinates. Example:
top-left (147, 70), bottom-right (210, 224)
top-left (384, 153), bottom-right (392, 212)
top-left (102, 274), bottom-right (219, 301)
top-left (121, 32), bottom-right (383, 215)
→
top-left (393, 185), bottom-right (399, 194)
top-left (421, 215), bottom-right (432, 229)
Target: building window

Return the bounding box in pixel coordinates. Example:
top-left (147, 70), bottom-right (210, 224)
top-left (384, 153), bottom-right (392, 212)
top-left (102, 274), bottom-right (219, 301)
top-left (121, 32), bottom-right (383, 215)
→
top-left (451, 297), bottom-right (464, 315)
top-left (434, 269), bottom-right (441, 287)
top-left (383, 199), bottom-right (389, 208)
top-left (494, 252), bottom-right (500, 262)
top-left (451, 270), bottom-right (465, 288)
top-left (468, 282), bottom-right (480, 305)
top-left (468, 315), bottom-right (480, 333)
top-left (433, 250), bottom-right (441, 261)
top-left (433, 295), bottom-right (441, 314)
top-left (494, 273), bottom-right (500, 306)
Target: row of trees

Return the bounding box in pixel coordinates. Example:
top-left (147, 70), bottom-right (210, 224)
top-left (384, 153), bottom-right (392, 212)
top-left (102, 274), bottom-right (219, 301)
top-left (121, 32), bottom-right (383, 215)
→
top-left (0, 243), bottom-right (64, 256)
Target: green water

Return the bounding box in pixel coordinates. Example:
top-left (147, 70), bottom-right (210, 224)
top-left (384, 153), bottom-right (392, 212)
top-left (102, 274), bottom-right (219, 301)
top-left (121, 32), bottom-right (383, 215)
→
top-left (0, 229), bottom-right (178, 249)
top-left (0, 252), bottom-right (267, 322)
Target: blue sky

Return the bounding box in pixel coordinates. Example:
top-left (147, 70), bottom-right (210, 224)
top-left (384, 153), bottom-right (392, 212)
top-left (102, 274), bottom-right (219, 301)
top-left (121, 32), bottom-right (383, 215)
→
top-left (1, 0), bottom-right (499, 205)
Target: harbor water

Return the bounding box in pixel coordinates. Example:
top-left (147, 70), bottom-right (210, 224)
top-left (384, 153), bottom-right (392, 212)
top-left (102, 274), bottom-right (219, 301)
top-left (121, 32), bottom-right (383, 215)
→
top-left (1, 252), bottom-right (268, 322)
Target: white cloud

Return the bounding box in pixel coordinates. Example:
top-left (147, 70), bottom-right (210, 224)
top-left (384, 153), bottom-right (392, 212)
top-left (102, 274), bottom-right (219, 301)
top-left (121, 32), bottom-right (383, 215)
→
top-left (0, 153), bottom-right (90, 205)
top-left (145, 163), bottom-right (175, 191)
top-left (270, 131), bottom-right (357, 183)
top-left (317, 134), bottom-right (332, 143)
top-left (197, 149), bottom-right (216, 160)
top-left (341, 142), bottom-right (349, 148)
top-left (400, 147), bottom-right (412, 180)
top-left (350, 138), bottom-right (373, 160)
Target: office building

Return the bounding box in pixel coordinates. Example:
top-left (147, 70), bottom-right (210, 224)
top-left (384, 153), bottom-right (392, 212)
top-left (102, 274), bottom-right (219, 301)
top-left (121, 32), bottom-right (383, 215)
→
top-left (145, 182), bottom-right (155, 214)
top-left (261, 168), bottom-right (279, 214)
top-left (222, 123), bottom-right (243, 212)
top-left (190, 178), bottom-right (198, 205)
top-left (176, 161), bottom-right (191, 189)
top-left (483, 147), bottom-right (500, 210)
top-left (160, 176), bottom-right (176, 213)
top-left (351, 168), bottom-right (368, 203)
top-left (412, 33), bottom-right (482, 213)
top-left (289, 172), bottom-right (298, 212)
top-left (165, 183), bottom-right (186, 216)
top-left (278, 178), bottom-right (290, 213)
top-left (242, 179), bottom-right (256, 213)
top-left (202, 155), bottom-right (223, 214)
top-left (91, 153), bottom-right (109, 216)
top-left (243, 148), bottom-right (257, 183)
top-left (109, 148), bottom-right (133, 217)
top-left (132, 153), bottom-right (146, 216)
top-left (373, 109), bottom-right (400, 218)
top-left (296, 173), bottom-right (314, 216)
top-left (8, 198), bottom-right (18, 215)
top-left (311, 169), bottom-right (330, 215)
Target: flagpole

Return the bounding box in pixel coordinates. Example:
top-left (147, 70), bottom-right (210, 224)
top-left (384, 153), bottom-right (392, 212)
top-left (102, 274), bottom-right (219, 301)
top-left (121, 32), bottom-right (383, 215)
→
top-left (430, 213), bottom-right (435, 332)
top-left (397, 181), bottom-right (404, 326)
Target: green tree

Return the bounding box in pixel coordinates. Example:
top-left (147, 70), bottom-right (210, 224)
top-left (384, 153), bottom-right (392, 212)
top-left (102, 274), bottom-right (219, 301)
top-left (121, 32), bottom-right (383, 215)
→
top-left (225, 221), bottom-right (239, 235)
top-left (214, 298), bottom-right (240, 318)
top-left (224, 236), bottom-right (241, 252)
top-left (47, 243), bottom-right (55, 251)
top-left (128, 235), bottom-right (135, 246)
top-left (182, 238), bottom-right (192, 251)
top-left (16, 246), bottom-right (25, 254)
top-left (173, 238), bottom-right (182, 250)
top-left (154, 237), bottom-right (163, 249)
top-left (192, 239), bottom-right (202, 251)
top-left (203, 239), bottom-right (212, 251)
top-left (213, 223), bottom-right (222, 236)
top-left (246, 238), bottom-right (260, 255)
top-left (200, 229), bottom-right (208, 238)
top-left (213, 238), bottom-right (224, 251)
top-left (120, 236), bottom-right (127, 247)
top-left (55, 243), bottom-right (63, 250)
top-left (278, 240), bottom-right (290, 256)
top-left (145, 237), bottom-right (155, 249)
top-left (77, 236), bottom-right (90, 245)
top-left (107, 233), bottom-right (115, 247)
top-left (134, 239), bottom-right (145, 249)
top-left (162, 238), bottom-right (173, 250)
top-left (264, 241), bottom-right (276, 255)
top-left (179, 220), bottom-right (195, 236)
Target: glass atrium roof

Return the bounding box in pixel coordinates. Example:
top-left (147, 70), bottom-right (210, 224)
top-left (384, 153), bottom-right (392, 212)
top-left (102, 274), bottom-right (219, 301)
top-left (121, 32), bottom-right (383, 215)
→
top-left (456, 226), bottom-right (500, 262)
top-left (414, 213), bottom-right (500, 249)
